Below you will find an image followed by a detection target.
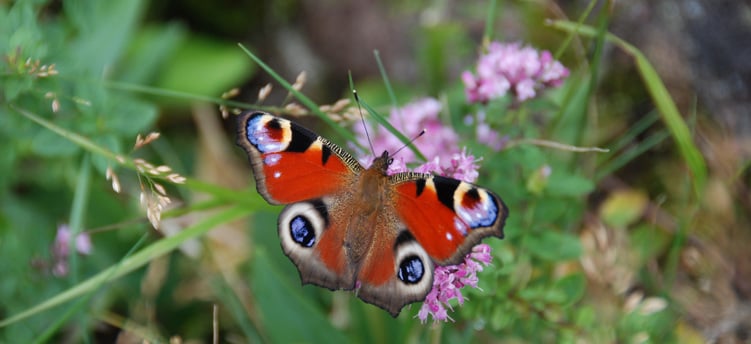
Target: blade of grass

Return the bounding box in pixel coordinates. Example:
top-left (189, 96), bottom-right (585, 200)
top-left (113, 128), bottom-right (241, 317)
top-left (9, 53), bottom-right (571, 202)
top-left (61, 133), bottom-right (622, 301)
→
top-left (553, 0), bottom-right (599, 59)
top-left (348, 67), bottom-right (426, 161)
top-left (104, 80), bottom-right (254, 110)
top-left (211, 277), bottom-right (265, 343)
top-left (633, 54), bottom-right (706, 196)
top-left (0, 206), bottom-right (248, 327)
top-left (14, 106), bottom-right (271, 210)
top-left (550, 9), bottom-right (608, 152)
top-left (664, 180), bottom-right (699, 288)
top-left (549, 20), bottom-right (707, 197)
top-left (373, 50), bottom-right (398, 109)
top-left (602, 110), bottom-right (661, 160)
top-left (32, 233), bottom-right (150, 344)
top-left (357, 97), bottom-right (427, 161)
top-left (595, 110), bottom-right (661, 170)
top-left (595, 130), bottom-right (671, 181)
top-left (237, 44), bottom-right (361, 147)
top-left (68, 153), bottom-right (91, 285)
top-left (483, 0), bottom-right (499, 44)
top-left (13, 106), bottom-right (122, 163)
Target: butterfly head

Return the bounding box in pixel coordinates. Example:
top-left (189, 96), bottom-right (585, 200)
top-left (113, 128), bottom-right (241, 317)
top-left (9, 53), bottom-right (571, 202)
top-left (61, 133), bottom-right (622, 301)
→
top-left (370, 150), bottom-right (394, 175)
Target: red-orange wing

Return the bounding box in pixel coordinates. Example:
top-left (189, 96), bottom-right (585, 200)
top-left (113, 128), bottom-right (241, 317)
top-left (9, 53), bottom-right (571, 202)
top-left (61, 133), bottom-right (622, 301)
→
top-left (237, 111), bottom-right (362, 204)
top-left (392, 174), bottom-right (508, 265)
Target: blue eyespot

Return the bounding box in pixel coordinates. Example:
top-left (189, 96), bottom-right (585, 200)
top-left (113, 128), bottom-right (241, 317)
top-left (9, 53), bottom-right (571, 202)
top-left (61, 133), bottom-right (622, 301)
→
top-left (290, 215), bottom-right (316, 247)
top-left (397, 256), bottom-right (424, 284)
top-left (457, 193), bottom-right (499, 229)
top-left (246, 115), bottom-right (285, 153)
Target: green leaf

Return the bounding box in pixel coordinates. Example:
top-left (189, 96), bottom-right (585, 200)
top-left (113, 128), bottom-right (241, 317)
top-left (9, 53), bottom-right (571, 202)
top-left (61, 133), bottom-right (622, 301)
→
top-left (630, 224), bottom-right (670, 265)
top-left (31, 125), bottom-right (79, 157)
top-left (523, 231), bottom-right (582, 261)
top-left (0, 141), bottom-right (17, 189)
top-left (64, 0), bottom-right (146, 75)
top-left (104, 95), bottom-right (158, 136)
top-left (156, 36), bottom-right (254, 100)
top-left (515, 145), bottom-right (547, 172)
top-left (545, 170), bottom-right (595, 197)
top-left (119, 24), bottom-right (186, 84)
top-left (599, 189), bottom-right (648, 228)
top-left (250, 249), bottom-right (348, 344)
top-left (552, 273), bottom-right (586, 306)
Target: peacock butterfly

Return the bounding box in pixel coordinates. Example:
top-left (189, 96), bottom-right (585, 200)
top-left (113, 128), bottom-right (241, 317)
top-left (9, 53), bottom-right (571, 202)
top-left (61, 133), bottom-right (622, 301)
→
top-left (236, 111), bottom-right (508, 316)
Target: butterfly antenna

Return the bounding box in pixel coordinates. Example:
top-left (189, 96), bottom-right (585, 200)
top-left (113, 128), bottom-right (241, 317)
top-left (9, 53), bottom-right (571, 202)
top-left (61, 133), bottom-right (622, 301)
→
top-left (354, 89), bottom-right (376, 157)
top-left (392, 128), bottom-right (426, 157)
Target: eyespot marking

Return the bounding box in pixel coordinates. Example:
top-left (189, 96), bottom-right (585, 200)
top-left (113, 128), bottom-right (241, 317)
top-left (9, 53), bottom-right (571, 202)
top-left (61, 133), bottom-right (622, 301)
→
top-left (397, 256), bottom-right (425, 284)
top-left (290, 215), bottom-right (316, 247)
top-left (455, 187), bottom-right (499, 229)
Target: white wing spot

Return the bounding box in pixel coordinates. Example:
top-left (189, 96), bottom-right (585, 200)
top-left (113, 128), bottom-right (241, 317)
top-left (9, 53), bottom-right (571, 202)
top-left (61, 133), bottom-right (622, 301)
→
top-left (264, 153), bottom-right (282, 166)
top-left (454, 218), bottom-right (469, 236)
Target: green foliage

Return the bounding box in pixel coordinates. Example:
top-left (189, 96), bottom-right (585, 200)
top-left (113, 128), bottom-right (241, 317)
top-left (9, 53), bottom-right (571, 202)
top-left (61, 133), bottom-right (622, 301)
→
top-left (0, 0), bottom-right (713, 343)
top-left (155, 35), bottom-right (255, 103)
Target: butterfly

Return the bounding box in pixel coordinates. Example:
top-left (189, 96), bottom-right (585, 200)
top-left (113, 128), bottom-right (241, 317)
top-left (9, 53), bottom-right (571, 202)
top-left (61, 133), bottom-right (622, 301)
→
top-left (237, 111), bottom-right (508, 316)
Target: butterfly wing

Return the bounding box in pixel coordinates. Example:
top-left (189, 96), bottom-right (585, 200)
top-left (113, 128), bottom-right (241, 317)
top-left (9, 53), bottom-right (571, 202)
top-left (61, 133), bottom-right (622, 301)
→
top-left (277, 197), bottom-right (359, 290)
top-left (237, 111), bottom-right (364, 289)
top-left (236, 111), bottom-right (362, 204)
top-left (391, 173), bottom-right (508, 265)
top-left (355, 172), bottom-right (508, 316)
top-left (356, 225), bottom-right (436, 317)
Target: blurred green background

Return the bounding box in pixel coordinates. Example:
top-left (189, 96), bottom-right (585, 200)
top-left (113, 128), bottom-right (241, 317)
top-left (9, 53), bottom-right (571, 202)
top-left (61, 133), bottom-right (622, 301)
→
top-left (1, 0), bottom-right (750, 342)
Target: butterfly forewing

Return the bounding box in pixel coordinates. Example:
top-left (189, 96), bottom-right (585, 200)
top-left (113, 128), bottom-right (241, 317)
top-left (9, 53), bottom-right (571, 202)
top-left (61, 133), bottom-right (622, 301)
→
top-left (237, 112), bottom-right (360, 204)
top-left (391, 174), bottom-right (508, 265)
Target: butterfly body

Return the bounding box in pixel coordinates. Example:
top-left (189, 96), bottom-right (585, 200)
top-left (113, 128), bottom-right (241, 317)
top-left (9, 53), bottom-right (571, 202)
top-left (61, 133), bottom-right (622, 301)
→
top-left (237, 111), bottom-right (508, 316)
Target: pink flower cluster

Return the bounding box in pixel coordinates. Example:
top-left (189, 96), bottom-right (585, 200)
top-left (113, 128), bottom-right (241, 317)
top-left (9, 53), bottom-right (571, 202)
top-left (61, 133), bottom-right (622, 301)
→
top-left (355, 98), bottom-right (481, 182)
top-left (462, 42), bottom-right (569, 103)
top-left (52, 224), bottom-right (92, 276)
top-left (464, 111), bottom-right (508, 151)
top-left (407, 148), bottom-right (480, 183)
top-left (417, 244), bottom-right (493, 323)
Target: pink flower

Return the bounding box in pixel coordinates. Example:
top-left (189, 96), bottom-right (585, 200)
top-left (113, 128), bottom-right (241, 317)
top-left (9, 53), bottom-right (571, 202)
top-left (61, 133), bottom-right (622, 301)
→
top-left (418, 244), bottom-right (494, 323)
top-left (463, 42), bottom-right (569, 103)
top-left (52, 224), bottom-right (92, 277)
top-left (444, 149), bottom-right (480, 182)
top-left (355, 98), bottom-right (490, 182)
top-left (464, 111), bottom-right (508, 151)
top-left (384, 150), bottom-right (481, 184)
top-left (355, 98), bottom-right (460, 168)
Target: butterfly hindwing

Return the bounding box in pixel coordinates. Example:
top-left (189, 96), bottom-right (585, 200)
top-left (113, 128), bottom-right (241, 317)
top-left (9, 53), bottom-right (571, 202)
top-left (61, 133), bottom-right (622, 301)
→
top-left (391, 173), bottom-right (508, 265)
top-left (237, 111), bottom-right (362, 204)
top-left (277, 197), bottom-right (356, 290)
top-left (356, 227), bottom-right (435, 316)
top-left (276, 193), bottom-right (435, 317)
